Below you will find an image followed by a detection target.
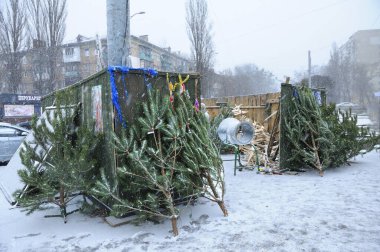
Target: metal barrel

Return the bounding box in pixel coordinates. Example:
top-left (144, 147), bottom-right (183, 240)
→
top-left (217, 118), bottom-right (254, 145)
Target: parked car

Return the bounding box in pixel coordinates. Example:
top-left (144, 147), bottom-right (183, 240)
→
top-left (0, 122), bottom-right (30, 163)
top-left (17, 121), bottom-right (32, 130)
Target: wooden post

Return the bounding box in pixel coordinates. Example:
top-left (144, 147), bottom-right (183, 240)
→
top-left (279, 83), bottom-right (293, 170)
top-left (267, 108), bottom-right (280, 158)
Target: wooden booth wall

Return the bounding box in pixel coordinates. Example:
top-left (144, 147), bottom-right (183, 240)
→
top-left (42, 69), bottom-right (115, 180)
top-left (202, 92), bottom-right (280, 133)
top-left (42, 68), bottom-right (201, 186)
top-left (112, 69), bottom-right (201, 133)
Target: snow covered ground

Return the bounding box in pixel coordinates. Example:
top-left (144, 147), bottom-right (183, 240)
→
top-left (1, 151), bottom-right (380, 251)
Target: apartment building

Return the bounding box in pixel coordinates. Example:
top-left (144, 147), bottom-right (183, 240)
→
top-left (342, 29), bottom-right (380, 91)
top-left (1, 34), bottom-right (192, 94)
top-left (0, 44), bottom-right (65, 95)
top-left (62, 34), bottom-right (193, 86)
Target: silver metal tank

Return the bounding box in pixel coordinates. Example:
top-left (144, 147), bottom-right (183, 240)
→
top-left (217, 118), bottom-right (254, 145)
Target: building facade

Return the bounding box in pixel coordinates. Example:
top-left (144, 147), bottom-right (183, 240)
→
top-left (1, 34), bottom-right (193, 94)
top-left (0, 44), bottom-right (65, 95)
top-left (342, 29), bottom-right (380, 91)
top-left (62, 34), bottom-right (193, 86)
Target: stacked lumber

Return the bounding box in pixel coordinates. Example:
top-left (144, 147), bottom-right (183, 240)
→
top-left (231, 104), bottom-right (247, 120)
top-left (231, 105), bottom-right (281, 173)
top-left (240, 122), bottom-right (278, 167)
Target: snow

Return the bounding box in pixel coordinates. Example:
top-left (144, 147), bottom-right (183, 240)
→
top-left (1, 151), bottom-right (380, 251)
top-left (356, 115), bottom-right (375, 126)
top-left (0, 111), bottom-right (55, 204)
top-left (0, 132), bottom-right (33, 204)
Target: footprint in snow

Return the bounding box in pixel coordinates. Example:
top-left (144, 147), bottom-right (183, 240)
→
top-left (14, 233), bottom-right (41, 239)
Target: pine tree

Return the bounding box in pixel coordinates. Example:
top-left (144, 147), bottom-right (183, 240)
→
top-left (93, 77), bottom-right (227, 236)
top-left (322, 104), bottom-right (380, 166)
top-left (179, 93), bottom-right (228, 216)
top-left (284, 86), bottom-right (334, 175)
top-left (16, 94), bottom-right (100, 222)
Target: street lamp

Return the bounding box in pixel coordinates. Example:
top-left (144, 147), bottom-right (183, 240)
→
top-left (131, 11), bottom-right (145, 19)
top-left (126, 11), bottom-right (145, 67)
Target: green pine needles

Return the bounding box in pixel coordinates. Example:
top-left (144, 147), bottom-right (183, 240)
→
top-left (284, 86), bottom-right (333, 175)
top-left (93, 87), bottom-right (227, 236)
top-left (283, 86), bottom-right (380, 175)
top-left (14, 78), bottom-right (227, 235)
top-left (16, 93), bottom-right (100, 222)
top-left (322, 104), bottom-right (380, 167)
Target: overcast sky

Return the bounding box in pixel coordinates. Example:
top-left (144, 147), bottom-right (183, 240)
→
top-left (66, 0), bottom-right (380, 79)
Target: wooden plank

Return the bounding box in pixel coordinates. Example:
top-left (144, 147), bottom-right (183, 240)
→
top-left (267, 98), bottom-right (279, 104)
top-left (264, 110), bottom-right (278, 122)
top-left (240, 105), bottom-right (265, 109)
top-left (267, 108), bottom-right (280, 158)
top-left (203, 93), bottom-right (281, 127)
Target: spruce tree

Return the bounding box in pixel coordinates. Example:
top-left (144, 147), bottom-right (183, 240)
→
top-left (284, 86), bottom-right (334, 175)
top-left (16, 94), bottom-right (99, 222)
top-left (322, 104), bottom-right (380, 166)
top-left (93, 77), bottom-right (227, 236)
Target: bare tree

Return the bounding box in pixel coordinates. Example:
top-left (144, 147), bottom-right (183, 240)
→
top-left (208, 64), bottom-right (277, 98)
top-left (25, 0), bottom-right (48, 94)
top-left (44, 0), bottom-right (66, 48)
top-left (233, 64), bottom-right (277, 95)
top-left (43, 0), bottom-right (67, 94)
top-left (25, 0), bottom-right (67, 94)
top-left (352, 63), bottom-right (373, 105)
top-left (26, 0), bottom-right (46, 43)
top-left (186, 0), bottom-right (214, 96)
top-left (324, 42), bottom-right (374, 105)
top-left (0, 0), bottom-right (27, 93)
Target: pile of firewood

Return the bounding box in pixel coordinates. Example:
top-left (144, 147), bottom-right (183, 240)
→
top-left (230, 105), bottom-right (280, 173)
top-left (231, 104), bottom-right (247, 119)
top-left (240, 121), bottom-right (279, 167)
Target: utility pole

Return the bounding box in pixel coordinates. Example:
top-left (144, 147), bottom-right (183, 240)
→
top-left (107, 0), bottom-right (130, 66)
top-left (308, 50), bottom-right (312, 88)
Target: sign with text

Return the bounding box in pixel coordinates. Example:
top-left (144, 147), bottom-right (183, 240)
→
top-left (4, 104), bottom-right (35, 117)
top-left (17, 95), bottom-right (41, 101)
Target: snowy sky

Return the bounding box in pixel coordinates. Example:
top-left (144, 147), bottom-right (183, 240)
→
top-left (65, 0), bottom-right (380, 79)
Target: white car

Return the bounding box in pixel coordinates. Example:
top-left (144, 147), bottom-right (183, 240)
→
top-left (0, 122), bottom-right (30, 163)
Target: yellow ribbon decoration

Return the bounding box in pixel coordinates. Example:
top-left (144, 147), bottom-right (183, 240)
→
top-left (167, 73), bottom-right (190, 95)
top-left (167, 73), bottom-right (174, 96)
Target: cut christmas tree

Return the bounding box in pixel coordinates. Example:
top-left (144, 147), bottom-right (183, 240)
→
top-left (93, 76), bottom-right (227, 236)
top-left (15, 92), bottom-right (100, 222)
top-left (283, 86), bottom-right (334, 175)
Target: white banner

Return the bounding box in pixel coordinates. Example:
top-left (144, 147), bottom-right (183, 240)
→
top-left (4, 104), bottom-right (34, 117)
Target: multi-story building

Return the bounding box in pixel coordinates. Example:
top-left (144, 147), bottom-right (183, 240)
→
top-left (341, 29), bottom-right (380, 128)
top-left (1, 34), bottom-right (193, 93)
top-left (342, 29), bottom-right (380, 91)
top-left (62, 34), bottom-right (193, 86)
top-left (0, 40), bottom-right (65, 95)
top-left (346, 29), bottom-right (380, 65)
top-left (130, 35), bottom-right (192, 73)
